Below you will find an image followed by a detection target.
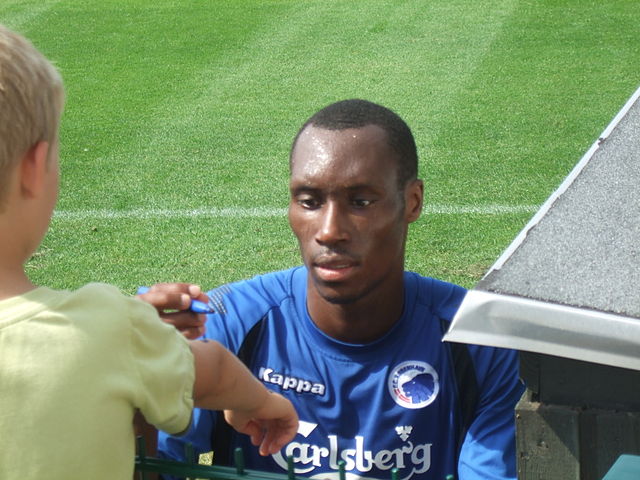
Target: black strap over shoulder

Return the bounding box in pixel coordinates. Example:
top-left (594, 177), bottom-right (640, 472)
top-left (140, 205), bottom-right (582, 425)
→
top-left (440, 317), bottom-right (480, 455)
top-left (211, 317), bottom-right (267, 466)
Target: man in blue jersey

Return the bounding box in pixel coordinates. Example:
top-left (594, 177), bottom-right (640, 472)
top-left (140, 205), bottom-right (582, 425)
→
top-left (141, 99), bottom-right (524, 480)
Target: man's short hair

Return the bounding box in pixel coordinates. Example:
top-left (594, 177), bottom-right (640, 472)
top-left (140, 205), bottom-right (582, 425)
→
top-left (0, 24), bottom-right (64, 206)
top-left (291, 99), bottom-right (418, 189)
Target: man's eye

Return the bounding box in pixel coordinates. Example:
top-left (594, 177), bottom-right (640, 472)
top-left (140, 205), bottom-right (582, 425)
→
top-left (298, 197), bottom-right (320, 209)
top-left (352, 198), bottom-right (372, 208)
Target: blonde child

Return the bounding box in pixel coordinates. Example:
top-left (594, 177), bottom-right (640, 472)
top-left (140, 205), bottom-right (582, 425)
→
top-left (0, 24), bottom-right (297, 480)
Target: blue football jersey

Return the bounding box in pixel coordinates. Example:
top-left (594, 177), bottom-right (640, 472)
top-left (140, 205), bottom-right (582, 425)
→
top-left (159, 267), bottom-right (524, 480)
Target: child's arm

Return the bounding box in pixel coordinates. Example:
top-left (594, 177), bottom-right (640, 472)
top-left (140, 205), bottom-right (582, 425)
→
top-left (188, 340), bottom-right (298, 456)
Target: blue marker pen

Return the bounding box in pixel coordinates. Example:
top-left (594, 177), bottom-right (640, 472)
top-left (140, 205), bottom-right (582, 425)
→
top-left (136, 286), bottom-right (215, 314)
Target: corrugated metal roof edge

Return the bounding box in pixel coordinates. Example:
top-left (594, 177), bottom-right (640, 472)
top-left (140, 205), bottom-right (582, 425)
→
top-left (444, 289), bottom-right (640, 371)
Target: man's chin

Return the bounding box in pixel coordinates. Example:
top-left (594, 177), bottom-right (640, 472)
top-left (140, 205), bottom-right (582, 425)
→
top-left (309, 272), bottom-right (377, 305)
top-left (315, 285), bottom-right (365, 305)
top-left (321, 294), bottom-right (359, 305)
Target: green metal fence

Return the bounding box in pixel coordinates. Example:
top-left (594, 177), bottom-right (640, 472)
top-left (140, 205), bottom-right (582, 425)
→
top-left (134, 437), bottom-right (456, 480)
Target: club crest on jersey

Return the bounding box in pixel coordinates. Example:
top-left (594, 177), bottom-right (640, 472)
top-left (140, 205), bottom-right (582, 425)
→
top-left (388, 361), bottom-right (439, 409)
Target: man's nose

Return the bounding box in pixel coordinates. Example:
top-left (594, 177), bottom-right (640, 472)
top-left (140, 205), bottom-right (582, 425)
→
top-left (315, 201), bottom-right (350, 245)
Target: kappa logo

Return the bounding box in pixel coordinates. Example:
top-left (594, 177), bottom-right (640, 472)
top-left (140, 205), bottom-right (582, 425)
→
top-left (388, 361), bottom-right (439, 409)
top-left (259, 367), bottom-right (326, 395)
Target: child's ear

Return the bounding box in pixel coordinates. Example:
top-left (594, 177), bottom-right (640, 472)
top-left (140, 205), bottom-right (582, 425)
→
top-left (19, 141), bottom-right (50, 198)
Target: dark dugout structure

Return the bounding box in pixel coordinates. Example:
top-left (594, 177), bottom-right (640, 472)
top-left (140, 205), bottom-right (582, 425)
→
top-left (444, 86), bottom-right (640, 480)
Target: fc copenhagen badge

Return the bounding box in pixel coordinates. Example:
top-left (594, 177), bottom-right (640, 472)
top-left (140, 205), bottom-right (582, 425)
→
top-left (388, 361), bottom-right (440, 409)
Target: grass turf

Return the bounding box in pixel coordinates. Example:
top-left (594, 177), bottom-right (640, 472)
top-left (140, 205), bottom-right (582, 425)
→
top-left (3, 0), bottom-right (639, 292)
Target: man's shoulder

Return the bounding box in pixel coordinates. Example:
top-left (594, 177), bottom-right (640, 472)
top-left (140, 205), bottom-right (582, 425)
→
top-left (406, 271), bottom-right (467, 322)
top-left (212, 266), bottom-right (302, 297)
top-left (205, 266), bottom-right (305, 323)
top-left (410, 272), bottom-right (466, 292)
top-left (245, 266), bottom-right (303, 288)
top-left (407, 273), bottom-right (521, 385)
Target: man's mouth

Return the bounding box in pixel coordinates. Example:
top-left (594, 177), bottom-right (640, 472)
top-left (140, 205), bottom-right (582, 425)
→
top-left (313, 256), bottom-right (358, 282)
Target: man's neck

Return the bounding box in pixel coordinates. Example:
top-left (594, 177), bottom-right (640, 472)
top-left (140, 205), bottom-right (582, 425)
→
top-left (307, 280), bottom-right (405, 344)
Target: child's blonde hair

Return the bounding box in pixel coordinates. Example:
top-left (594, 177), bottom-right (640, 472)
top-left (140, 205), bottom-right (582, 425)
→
top-left (0, 24), bottom-right (64, 208)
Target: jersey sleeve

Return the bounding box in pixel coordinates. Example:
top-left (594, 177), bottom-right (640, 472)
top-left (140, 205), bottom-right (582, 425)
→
top-left (457, 345), bottom-right (525, 480)
top-left (127, 296), bottom-right (195, 435)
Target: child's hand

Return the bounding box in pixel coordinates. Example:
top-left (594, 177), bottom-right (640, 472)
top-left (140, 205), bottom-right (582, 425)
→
top-left (223, 391), bottom-right (298, 456)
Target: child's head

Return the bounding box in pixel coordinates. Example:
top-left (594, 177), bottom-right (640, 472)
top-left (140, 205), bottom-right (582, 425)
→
top-left (0, 24), bottom-right (64, 211)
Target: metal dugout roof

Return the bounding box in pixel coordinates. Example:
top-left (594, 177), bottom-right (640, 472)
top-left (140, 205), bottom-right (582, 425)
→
top-left (443, 86), bottom-right (640, 371)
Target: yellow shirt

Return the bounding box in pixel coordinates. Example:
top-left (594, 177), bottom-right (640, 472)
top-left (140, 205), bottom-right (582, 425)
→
top-left (0, 283), bottom-right (195, 479)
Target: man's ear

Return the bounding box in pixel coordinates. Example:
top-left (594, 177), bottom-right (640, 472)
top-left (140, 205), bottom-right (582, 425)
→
top-left (405, 179), bottom-right (424, 223)
top-left (19, 141), bottom-right (50, 198)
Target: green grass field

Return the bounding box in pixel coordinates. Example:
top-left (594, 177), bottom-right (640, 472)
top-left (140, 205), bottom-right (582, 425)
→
top-left (3, 0), bottom-right (639, 293)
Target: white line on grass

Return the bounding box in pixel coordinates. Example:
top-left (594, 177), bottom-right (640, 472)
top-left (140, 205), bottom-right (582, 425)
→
top-left (1, 1), bottom-right (62, 31)
top-left (426, 205), bottom-right (539, 215)
top-left (53, 204), bottom-right (539, 220)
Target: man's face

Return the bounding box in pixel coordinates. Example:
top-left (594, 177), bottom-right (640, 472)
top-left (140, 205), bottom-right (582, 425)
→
top-left (288, 124), bottom-right (422, 305)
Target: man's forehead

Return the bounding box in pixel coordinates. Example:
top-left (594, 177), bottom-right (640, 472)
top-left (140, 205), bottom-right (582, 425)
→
top-left (292, 124), bottom-right (390, 163)
top-left (297, 123), bottom-right (386, 143)
top-left (289, 124), bottom-right (400, 187)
